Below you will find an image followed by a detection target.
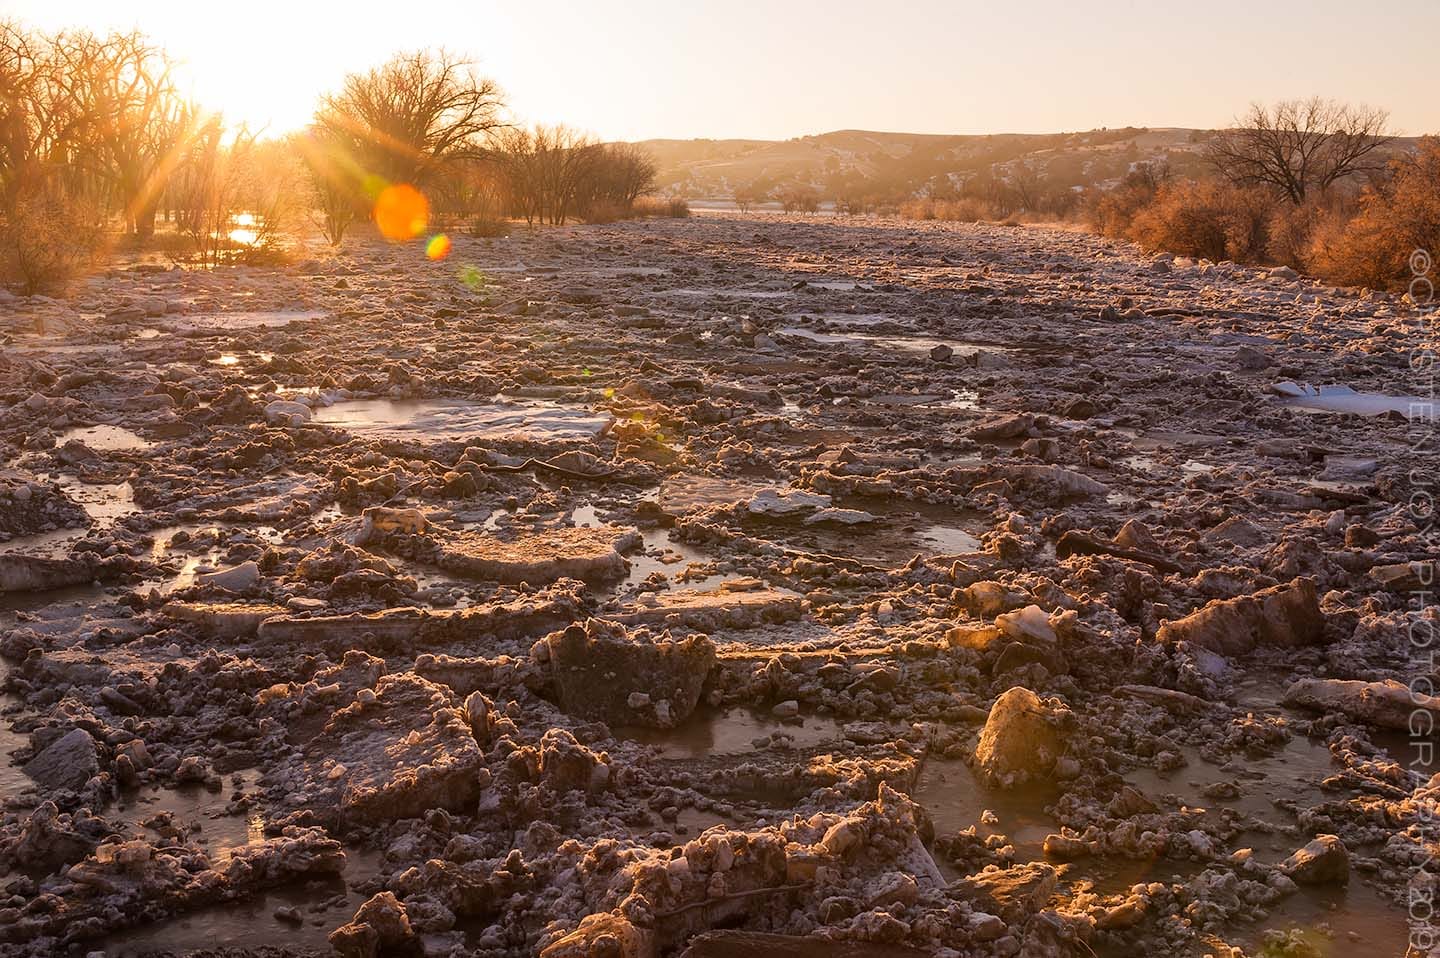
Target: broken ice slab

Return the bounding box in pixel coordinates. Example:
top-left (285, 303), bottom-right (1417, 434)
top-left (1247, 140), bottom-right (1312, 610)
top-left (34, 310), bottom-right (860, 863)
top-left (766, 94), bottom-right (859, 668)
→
top-left (603, 586), bottom-right (805, 631)
top-left (1270, 381), bottom-right (1430, 416)
top-left (371, 523), bottom-right (640, 585)
top-left (253, 583), bottom-right (584, 648)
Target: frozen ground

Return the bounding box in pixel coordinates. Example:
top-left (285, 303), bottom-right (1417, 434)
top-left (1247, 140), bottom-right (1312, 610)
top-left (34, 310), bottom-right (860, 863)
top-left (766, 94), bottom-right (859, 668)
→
top-left (0, 214), bottom-right (1436, 957)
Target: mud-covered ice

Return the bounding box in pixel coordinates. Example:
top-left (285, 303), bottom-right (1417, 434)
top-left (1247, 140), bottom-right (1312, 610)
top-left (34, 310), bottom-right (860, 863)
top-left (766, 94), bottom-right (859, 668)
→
top-left (0, 214), bottom-right (1432, 958)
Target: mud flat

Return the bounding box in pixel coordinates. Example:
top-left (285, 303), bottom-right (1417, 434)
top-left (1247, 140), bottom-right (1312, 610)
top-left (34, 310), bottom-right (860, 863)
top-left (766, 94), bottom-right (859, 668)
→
top-left (0, 214), bottom-right (1434, 957)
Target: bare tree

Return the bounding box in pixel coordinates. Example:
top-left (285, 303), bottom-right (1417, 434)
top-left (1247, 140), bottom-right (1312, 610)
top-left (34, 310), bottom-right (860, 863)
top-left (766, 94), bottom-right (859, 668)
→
top-left (1207, 98), bottom-right (1393, 204)
top-left (50, 30), bottom-right (189, 236)
top-left (315, 50), bottom-right (503, 189)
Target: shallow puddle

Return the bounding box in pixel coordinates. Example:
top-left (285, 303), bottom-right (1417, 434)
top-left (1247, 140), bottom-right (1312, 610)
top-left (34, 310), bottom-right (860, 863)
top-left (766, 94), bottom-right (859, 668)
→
top-left (56, 424), bottom-right (152, 452)
top-left (114, 771), bottom-right (266, 861)
top-left (914, 757), bottom-right (1056, 864)
top-left (1126, 733), bottom-right (1339, 827)
top-left (160, 310), bottom-right (325, 332)
top-left (775, 324), bottom-right (994, 357)
top-left (1235, 878), bottom-right (1410, 956)
top-left (617, 707), bottom-right (846, 759)
top-left (312, 398), bottom-right (613, 442)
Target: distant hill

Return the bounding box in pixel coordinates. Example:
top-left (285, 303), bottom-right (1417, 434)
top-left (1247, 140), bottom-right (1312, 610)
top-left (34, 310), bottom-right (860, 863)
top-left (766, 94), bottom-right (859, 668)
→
top-left (632, 127), bottom-right (1416, 204)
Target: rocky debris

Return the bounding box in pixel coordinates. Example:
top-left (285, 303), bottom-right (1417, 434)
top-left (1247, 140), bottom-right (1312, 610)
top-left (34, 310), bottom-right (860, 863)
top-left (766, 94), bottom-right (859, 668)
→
top-left (329, 891), bottom-right (417, 958)
top-left (22, 727), bottom-right (99, 792)
top-left (1156, 577), bottom-right (1324, 657)
top-left (951, 861), bottom-right (1058, 924)
top-left (1280, 834), bottom-right (1349, 884)
top-left (973, 687), bottom-right (1075, 786)
top-left (544, 619), bottom-right (716, 727)
top-left (1282, 677), bottom-right (1439, 730)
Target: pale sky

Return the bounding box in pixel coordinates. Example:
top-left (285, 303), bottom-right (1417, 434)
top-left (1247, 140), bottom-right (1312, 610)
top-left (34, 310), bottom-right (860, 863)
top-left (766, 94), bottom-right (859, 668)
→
top-left (5, 0), bottom-right (1436, 141)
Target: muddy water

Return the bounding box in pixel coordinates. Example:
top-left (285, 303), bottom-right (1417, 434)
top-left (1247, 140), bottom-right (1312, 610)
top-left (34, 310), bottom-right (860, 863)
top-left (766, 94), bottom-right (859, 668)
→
top-left (913, 757), bottom-right (1057, 863)
top-left (0, 691), bottom-right (29, 801)
top-left (159, 310), bottom-right (325, 332)
top-left (1126, 734), bottom-right (1340, 832)
top-left (775, 324), bottom-right (997, 357)
top-left (312, 398), bottom-right (614, 442)
top-left (616, 706), bottom-right (846, 759)
top-left (101, 847), bottom-right (384, 956)
top-left (748, 496), bottom-right (986, 565)
top-left (1236, 878), bottom-right (1411, 956)
top-left (56, 424), bottom-right (153, 451)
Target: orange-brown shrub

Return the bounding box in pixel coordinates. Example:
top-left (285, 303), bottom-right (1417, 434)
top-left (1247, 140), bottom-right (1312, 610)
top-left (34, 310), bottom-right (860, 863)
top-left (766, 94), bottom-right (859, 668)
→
top-left (899, 197), bottom-right (994, 222)
top-left (1308, 137), bottom-right (1440, 289)
top-left (0, 182), bottom-right (104, 294)
top-left (1127, 180), bottom-right (1275, 263)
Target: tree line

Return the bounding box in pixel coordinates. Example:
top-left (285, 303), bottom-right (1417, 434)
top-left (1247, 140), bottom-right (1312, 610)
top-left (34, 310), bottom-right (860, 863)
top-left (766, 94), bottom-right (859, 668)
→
top-left (0, 28), bottom-right (665, 291)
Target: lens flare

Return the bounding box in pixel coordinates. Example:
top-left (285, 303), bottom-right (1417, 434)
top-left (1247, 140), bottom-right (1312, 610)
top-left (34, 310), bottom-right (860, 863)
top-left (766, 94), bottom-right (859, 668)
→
top-left (458, 265), bottom-right (489, 290)
top-left (374, 184), bottom-right (429, 241)
top-left (426, 233), bottom-right (452, 260)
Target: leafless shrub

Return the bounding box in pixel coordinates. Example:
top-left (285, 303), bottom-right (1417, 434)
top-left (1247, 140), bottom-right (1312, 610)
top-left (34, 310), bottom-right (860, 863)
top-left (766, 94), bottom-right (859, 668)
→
top-left (315, 49), bottom-right (503, 189)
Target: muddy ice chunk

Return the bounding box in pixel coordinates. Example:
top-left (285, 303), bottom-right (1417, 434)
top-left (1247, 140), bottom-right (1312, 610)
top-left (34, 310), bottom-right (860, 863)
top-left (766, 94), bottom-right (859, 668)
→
top-left (952, 861), bottom-right (1058, 924)
top-left (1369, 559), bottom-right (1440, 592)
top-left (605, 587), bottom-right (804, 631)
top-left (542, 913), bottom-right (652, 958)
top-left (970, 413), bottom-right (1033, 441)
top-left (196, 560), bottom-right (262, 592)
top-left (3, 802), bottom-right (101, 873)
top-left (162, 601), bottom-right (287, 638)
top-left (1156, 577), bottom-right (1324, 657)
top-left (1281, 677), bottom-right (1439, 731)
top-left (1203, 516), bottom-right (1267, 547)
top-left (355, 505), bottom-right (428, 543)
top-left (376, 523), bottom-right (639, 585)
top-left (23, 727), bottom-right (99, 792)
top-left (1003, 464), bottom-right (1108, 498)
top-left (256, 582), bottom-right (583, 650)
top-left (973, 687), bottom-right (1075, 787)
top-left (544, 619), bottom-right (715, 728)
top-left (0, 553), bottom-right (120, 592)
top-left (538, 728), bottom-right (611, 793)
top-left (329, 891), bottom-right (417, 958)
top-left (746, 489), bottom-right (831, 516)
top-left (272, 674), bottom-right (481, 824)
top-left (263, 399), bottom-right (313, 426)
top-left (1281, 834), bottom-right (1349, 885)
